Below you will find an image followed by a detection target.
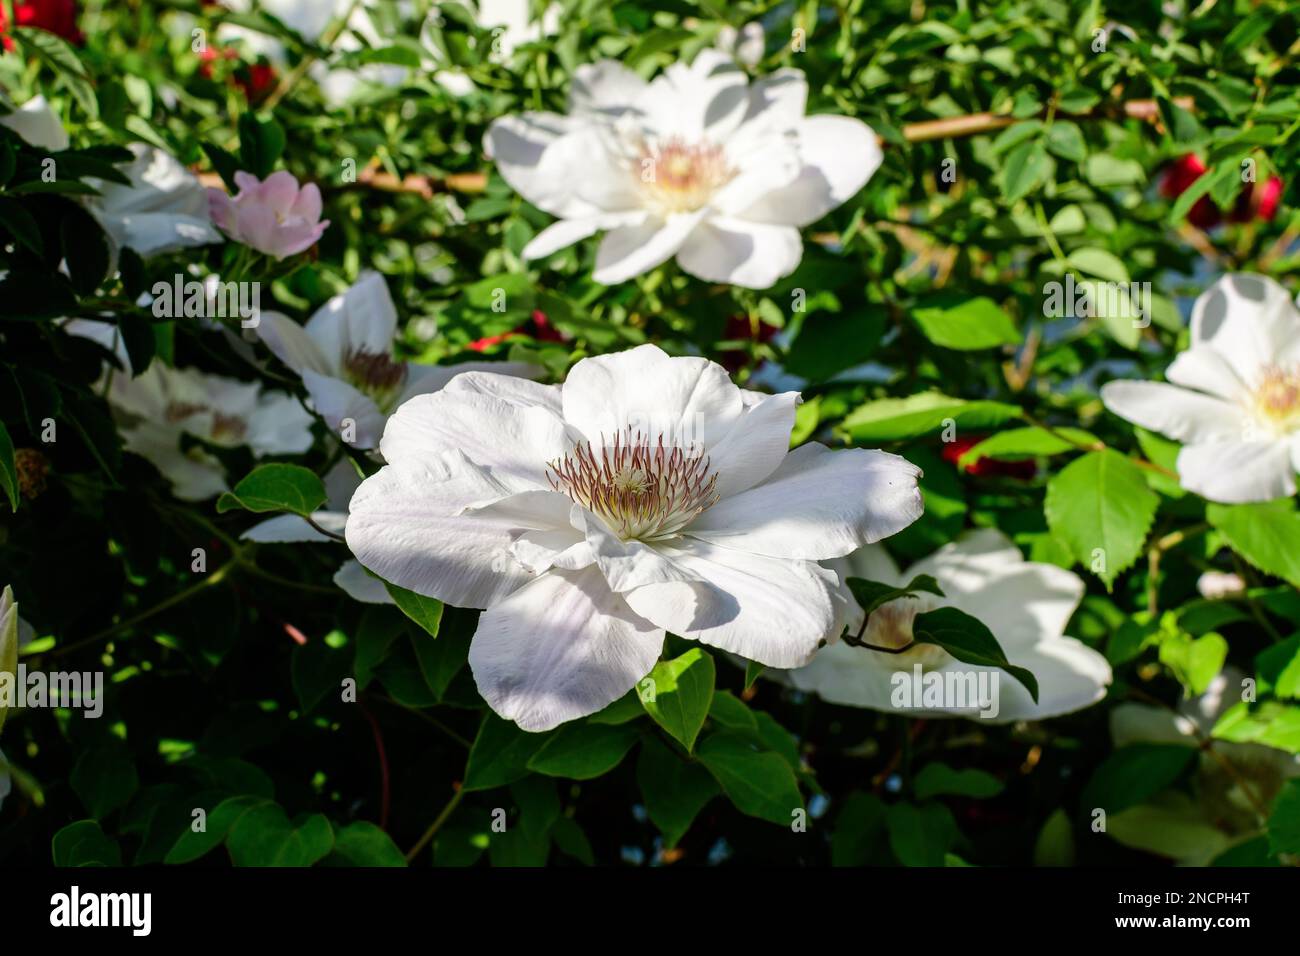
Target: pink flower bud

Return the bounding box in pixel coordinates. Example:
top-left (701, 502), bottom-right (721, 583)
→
top-left (207, 170), bottom-right (330, 260)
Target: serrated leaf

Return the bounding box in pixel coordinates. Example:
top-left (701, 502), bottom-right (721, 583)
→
top-left (1045, 450), bottom-right (1158, 588)
top-left (1206, 500), bottom-right (1300, 590)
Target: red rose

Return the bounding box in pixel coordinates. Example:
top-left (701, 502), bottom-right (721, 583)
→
top-left (235, 62), bottom-right (277, 102)
top-left (1161, 154), bottom-right (1285, 228)
top-left (1, 0), bottom-right (84, 45)
top-left (941, 435), bottom-right (1036, 480)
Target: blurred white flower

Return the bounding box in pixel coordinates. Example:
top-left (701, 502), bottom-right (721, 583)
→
top-left (716, 22), bottom-right (765, 67)
top-left (1108, 669), bottom-right (1300, 864)
top-left (1196, 569), bottom-right (1247, 600)
top-left (0, 93), bottom-right (69, 150)
top-left (1, 585), bottom-right (21, 738)
top-left (257, 271), bottom-right (538, 449)
top-left (243, 461), bottom-right (393, 604)
top-left (346, 343), bottom-right (922, 730)
top-left (783, 528), bottom-right (1112, 722)
top-left (88, 144), bottom-right (222, 258)
top-left (485, 50), bottom-right (882, 287)
top-left (1101, 273), bottom-right (1300, 503)
top-left (108, 363), bottom-right (314, 500)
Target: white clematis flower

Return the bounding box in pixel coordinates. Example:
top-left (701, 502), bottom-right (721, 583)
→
top-left (109, 362), bottom-right (314, 500)
top-left (1100, 273), bottom-right (1300, 503)
top-left (87, 144), bottom-right (222, 258)
top-left (1108, 669), bottom-right (1300, 864)
top-left (244, 461), bottom-right (394, 604)
top-left (484, 49), bottom-right (882, 288)
top-left (345, 343), bottom-right (923, 731)
top-left (783, 528), bottom-right (1113, 722)
top-left (0, 93), bottom-right (69, 151)
top-left (257, 271), bottom-right (538, 449)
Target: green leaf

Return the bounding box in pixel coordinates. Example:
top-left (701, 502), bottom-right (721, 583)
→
top-left (462, 715), bottom-right (553, 792)
top-left (842, 392), bottom-right (1021, 443)
top-left (0, 422), bottom-right (15, 513)
top-left (0, 197), bottom-right (44, 257)
top-left (913, 762), bottom-right (1004, 800)
top-left (696, 732), bottom-right (802, 826)
top-left (13, 28), bottom-right (98, 119)
top-left (636, 737), bottom-right (719, 848)
top-left (325, 821), bottom-right (407, 867)
top-left (886, 802), bottom-right (957, 866)
top-left (910, 295), bottom-right (1021, 350)
top-left (830, 791), bottom-right (889, 866)
top-left (1081, 744), bottom-right (1197, 815)
top-left (226, 805), bottom-right (334, 867)
top-left (708, 690), bottom-right (758, 732)
top-left (1045, 449), bottom-right (1158, 588)
top-left (1065, 247), bottom-right (1129, 283)
top-left (165, 795), bottom-right (266, 864)
top-left (551, 816), bottom-right (595, 865)
top-left (526, 722), bottom-right (639, 780)
top-left (743, 661), bottom-right (764, 692)
top-left (1266, 779), bottom-right (1300, 857)
top-left (639, 647), bottom-right (715, 752)
top-left (588, 691), bottom-right (646, 725)
top-left (70, 743), bottom-right (139, 819)
top-left (1257, 636), bottom-right (1300, 699)
top-left (382, 582), bottom-right (444, 640)
top-left (217, 464), bottom-right (327, 516)
top-left (960, 426), bottom-right (1098, 463)
top-left (1000, 140), bottom-right (1052, 202)
top-left (911, 606), bottom-right (1039, 702)
top-left (1157, 630), bottom-right (1227, 696)
top-left (846, 574), bottom-right (944, 617)
top-left (1206, 500), bottom-right (1300, 590)
top-left (1212, 701), bottom-right (1300, 753)
top-left (784, 307), bottom-right (886, 380)
top-left (52, 820), bottom-right (122, 867)
top-left (1033, 808), bottom-right (1076, 867)
top-left (237, 113), bottom-right (287, 179)
top-left (1045, 121), bottom-right (1087, 162)
top-left (510, 775), bottom-right (561, 844)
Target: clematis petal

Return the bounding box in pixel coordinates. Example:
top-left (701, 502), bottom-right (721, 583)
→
top-left (741, 115), bottom-right (882, 227)
top-left (623, 541), bottom-right (837, 668)
top-left (468, 566), bottom-right (664, 731)
top-left (1099, 380), bottom-right (1247, 444)
top-left (333, 560), bottom-right (395, 605)
top-left (1176, 439), bottom-right (1296, 503)
top-left (570, 60), bottom-right (647, 116)
top-left (1190, 273), bottom-right (1300, 381)
top-left (379, 388), bottom-right (573, 488)
top-left (345, 452), bottom-right (550, 609)
top-left (708, 390), bottom-right (801, 499)
top-left (1166, 347), bottom-right (1248, 402)
top-left (257, 310), bottom-right (335, 377)
top-left (301, 369), bottom-right (387, 449)
top-left (303, 271), bottom-right (398, 365)
top-left (442, 370), bottom-right (562, 414)
top-left (689, 443), bottom-right (923, 559)
top-left (674, 216), bottom-right (803, 289)
top-left (592, 212), bottom-right (705, 285)
top-left (560, 343), bottom-right (742, 450)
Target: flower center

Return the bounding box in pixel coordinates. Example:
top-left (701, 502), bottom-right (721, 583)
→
top-left (1250, 365), bottom-right (1300, 435)
top-left (636, 138), bottom-right (736, 214)
top-left (344, 349), bottom-right (408, 411)
top-left (163, 401), bottom-right (247, 443)
top-left (546, 429), bottom-right (720, 541)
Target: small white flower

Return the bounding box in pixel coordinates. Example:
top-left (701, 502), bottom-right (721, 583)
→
top-left (485, 50), bottom-right (882, 288)
top-left (1196, 569), bottom-right (1247, 600)
top-left (88, 144), bottom-right (222, 259)
top-left (243, 461), bottom-right (393, 604)
top-left (257, 271), bottom-right (538, 449)
top-left (109, 363), bottom-right (314, 500)
top-left (1101, 273), bottom-right (1300, 503)
top-left (783, 528), bottom-right (1113, 722)
top-left (345, 343), bottom-right (923, 731)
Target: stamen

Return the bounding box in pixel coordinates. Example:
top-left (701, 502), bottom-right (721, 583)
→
top-left (1250, 364), bottom-right (1300, 435)
top-left (344, 349), bottom-right (408, 410)
top-left (546, 428), bottom-right (720, 541)
top-left (637, 138), bottom-right (736, 215)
